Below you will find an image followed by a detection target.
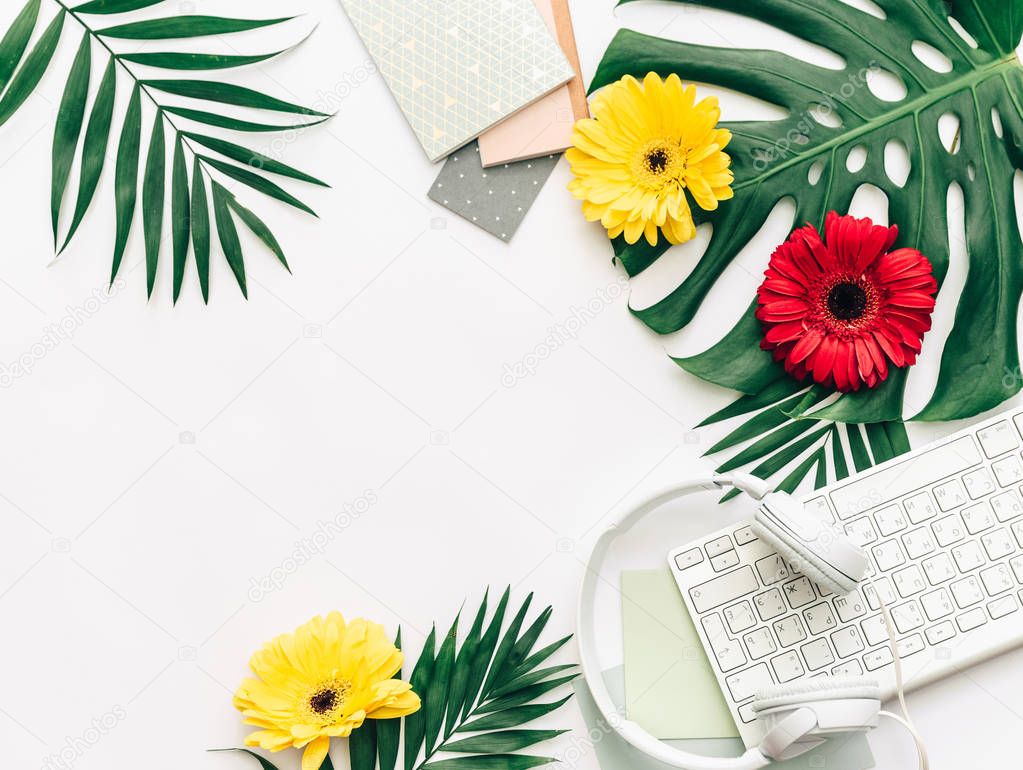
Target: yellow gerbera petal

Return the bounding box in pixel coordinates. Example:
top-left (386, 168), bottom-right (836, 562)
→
top-left (568, 73), bottom-right (733, 246)
top-left (302, 737), bottom-right (331, 770)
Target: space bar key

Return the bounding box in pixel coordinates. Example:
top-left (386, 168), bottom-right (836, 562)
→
top-left (829, 435), bottom-right (981, 519)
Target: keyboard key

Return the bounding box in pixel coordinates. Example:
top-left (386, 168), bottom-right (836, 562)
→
top-left (872, 540), bottom-right (906, 571)
top-left (833, 660), bottom-right (864, 676)
top-left (925, 620), bottom-right (956, 645)
top-left (993, 455), bottom-right (1023, 487)
top-left (773, 615), bottom-right (808, 647)
top-left (897, 634), bottom-right (925, 658)
top-left (781, 577), bottom-right (816, 609)
top-left (754, 588), bottom-right (787, 621)
top-left (829, 437), bottom-right (980, 516)
top-left (706, 536), bottom-right (734, 558)
top-left (934, 479), bottom-right (968, 511)
top-left (978, 421), bottom-right (1019, 458)
top-left (951, 575), bottom-right (985, 608)
top-left (725, 663), bottom-right (773, 702)
top-left (701, 614), bottom-right (748, 672)
top-left (863, 578), bottom-right (896, 610)
top-left (904, 492), bottom-right (939, 524)
top-left (992, 490), bottom-right (1023, 522)
top-left (712, 550), bottom-right (740, 571)
top-left (962, 502), bottom-right (996, 535)
top-left (861, 614), bottom-right (889, 646)
top-left (988, 594), bottom-right (1018, 619)
top-left (932, 513), bottom-right (966, 547)
top-left (963, 468), bottom-right (996, 499)
top-left (951, 540), bottom-right (986, 572)
top-left (1011, 555), bottom-right (1023, 583)
top-left (980, 563), bottom-right (1014, 596)
top-left (734, 525), bottom-right (757, 545)
top-left (831, 625), bottom-right (865, 657)
top-left (957, 607), bottom-right (987, 632)
top-left (738, 703), bottom-right (757, 723)
top-left (834, 592), bottom-right (868, 623)
top-left (804, 497), bottom-right (835, 524)
top-left (755, 554), bottom-right (790, 586)
top-left (922, 552), bottom-right (957, 585)
top-left (891, 601), bottom-right (925, 633)
top-left (743, 627), bottom-right (777, 660)
top-left (844, 517), bottom-right (878, 547)
top-left (723, 600), bottom-right (758, 634)
top-left (902, 527), bottom-right (937, 559)
top-left (875, 504), bottom-right (908, 536)
top-left (800, 638), bottom-right (835, 671)
top-left (921, 588), bottom-right (955, 621)
top-left (690, 567), bottom-right (759, 613)
top-left (674, 548), bottom-right (704, 570)
top-left (893, 564), bottom-right (927, 597)
top-left (863, 646), bottom-right (894, 671)
top-left (982, 528), bottom-right (1016, 560)
top-left (770, 650), bottom-right (804, 683)
top-left (1013, 520), bottom-right (1023, 548)
top-left (804, 602), bottom-right (837, 635)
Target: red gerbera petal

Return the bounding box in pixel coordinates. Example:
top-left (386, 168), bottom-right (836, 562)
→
top-left (756, 212), bottom-right (938, 392)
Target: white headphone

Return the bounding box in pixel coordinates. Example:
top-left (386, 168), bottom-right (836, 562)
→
top-left (577, 472), bottom-right (890, 770)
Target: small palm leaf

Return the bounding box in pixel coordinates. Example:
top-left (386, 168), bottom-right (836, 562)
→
top-left (0, 1), bottom-right (327, 302)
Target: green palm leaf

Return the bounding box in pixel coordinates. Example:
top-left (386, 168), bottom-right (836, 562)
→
top-left (51, 33), bottom-right (91, 245)
top-left (0, 1), bottom-right (325, 302)
top-left (0, 0), bottom-right (41, 93)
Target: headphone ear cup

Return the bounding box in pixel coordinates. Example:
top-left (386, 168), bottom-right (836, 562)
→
top-left (752, 516), bottom-right (853, 594)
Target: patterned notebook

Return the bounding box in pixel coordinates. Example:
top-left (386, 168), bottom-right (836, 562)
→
top-left (339, 0), bottom-right (575, 162)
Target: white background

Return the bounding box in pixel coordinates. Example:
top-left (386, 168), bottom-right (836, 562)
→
top-left (1, 1), bottom-right (1022, 769)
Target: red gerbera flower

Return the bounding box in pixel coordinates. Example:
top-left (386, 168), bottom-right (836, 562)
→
top-left (756, 212), bottom-right (938, 392)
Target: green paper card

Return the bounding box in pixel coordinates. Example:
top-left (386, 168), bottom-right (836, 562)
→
top-left (622, 568), bottom-right (741, 740)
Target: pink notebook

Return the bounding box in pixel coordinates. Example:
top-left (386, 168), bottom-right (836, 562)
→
top-left (477, 0), bottom-right (588, 167)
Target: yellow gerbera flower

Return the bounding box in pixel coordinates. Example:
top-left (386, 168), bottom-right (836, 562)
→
top-left (234, 613), bottom-right (421, 770)
top-left (567, 72), bottom-right (734, 247)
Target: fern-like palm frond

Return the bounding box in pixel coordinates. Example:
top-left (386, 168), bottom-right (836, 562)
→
top-left (0, 0), bottom-right (328, 303)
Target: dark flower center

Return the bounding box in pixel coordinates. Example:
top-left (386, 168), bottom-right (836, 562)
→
top-left (827, 282), bottom-right (868, 321)
top-left (309, 688), bottom-right (339, 714)
top-left (645, 149), bottom-right (669, 174)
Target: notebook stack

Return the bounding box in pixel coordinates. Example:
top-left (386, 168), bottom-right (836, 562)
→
top-left (338, 0), bottom-right (590, 240)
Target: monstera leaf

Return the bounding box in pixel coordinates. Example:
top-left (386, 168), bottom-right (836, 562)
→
top-left (0, 0), bottom-right (327, 303)
top-left (591, 0), bottom-right (1023, 492)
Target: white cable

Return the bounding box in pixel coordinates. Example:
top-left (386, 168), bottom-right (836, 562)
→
top-left (867, 579), bottom-right (930, 770)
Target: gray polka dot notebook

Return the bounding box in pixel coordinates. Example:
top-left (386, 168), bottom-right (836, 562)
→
top-left (427, 142), bottom-right (561, 241)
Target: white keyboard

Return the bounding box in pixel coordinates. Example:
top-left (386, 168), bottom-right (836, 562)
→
top-left (670, 405), bottom-right (1023, 747)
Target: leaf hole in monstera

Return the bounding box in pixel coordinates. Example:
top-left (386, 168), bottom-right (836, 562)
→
top-left (938, 113), bottom-right (962, 154)
top-left (911, 40), bottom-right (953, 74)
top-left (848, 184), bottom-right (889, 225)
top-left (808, 161), bottom-right (824, 186)
top-left (947, 16), bottom-right (979, 49)
top-left (992, 108), bottom-right (1004, 139)
top-left (967, 162), bottom-right (976, 182)
top-left (905, 183), bottom-right (968, 417)
top-left (846, 145), bottom-right (868, 173)
top-left (883, 139), bottom-right (910, 188)
top-left (834, 0), bottom-right (885, 21)
top-left (866, 68), bottom-right (907, 102)
top-left (809, 103), bottom-right (842, 129)
top-left (1013, 171), bottom-right (1023, 245)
